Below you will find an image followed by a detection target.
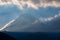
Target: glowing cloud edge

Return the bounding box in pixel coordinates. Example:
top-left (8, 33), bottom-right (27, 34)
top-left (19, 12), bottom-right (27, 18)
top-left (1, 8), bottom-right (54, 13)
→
top-left (0, 0), bottom-right (60, 10)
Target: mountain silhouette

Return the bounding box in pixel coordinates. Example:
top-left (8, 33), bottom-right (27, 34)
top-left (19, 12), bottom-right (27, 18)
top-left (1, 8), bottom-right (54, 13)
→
top-left (4, 13), bottom-right (60, 32)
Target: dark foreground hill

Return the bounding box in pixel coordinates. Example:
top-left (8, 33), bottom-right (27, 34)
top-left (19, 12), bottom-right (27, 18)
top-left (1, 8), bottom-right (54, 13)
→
top-left (0, 32), bottom-right (16, 40)
top-left (3, 32), bottom-right (60, 40)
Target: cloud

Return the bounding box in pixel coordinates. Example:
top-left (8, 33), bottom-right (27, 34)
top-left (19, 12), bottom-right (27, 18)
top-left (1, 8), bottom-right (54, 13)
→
top-left (40, 12), bottom-right (60, 21)
top-left (32, 11), bottom-right (60, 24)
top-left (0, 0), bottom-right (60, 10)
top-left (22, 0), bottom-right (60, 9)
top-left (32, 20), bottom-right (38, 24)
top-left (0, 19), bottom-right (16, 31)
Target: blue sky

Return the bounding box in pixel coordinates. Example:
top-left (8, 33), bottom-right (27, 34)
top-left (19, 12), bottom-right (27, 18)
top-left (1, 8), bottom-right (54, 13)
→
top-left (0, 5), bottom-right (20, 26)
top-left (0, 0), bottom-right (60, 32)
top-left (0, 5), bottom-right (60, 31)
top-left (0, 5), bottom-right (59, 32)
top-left (0, 6), bottom-right (60, 25)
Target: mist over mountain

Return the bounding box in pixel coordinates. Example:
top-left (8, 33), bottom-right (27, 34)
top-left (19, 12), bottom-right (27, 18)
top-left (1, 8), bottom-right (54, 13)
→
top-left (5, 12), bottom-right (60, 32)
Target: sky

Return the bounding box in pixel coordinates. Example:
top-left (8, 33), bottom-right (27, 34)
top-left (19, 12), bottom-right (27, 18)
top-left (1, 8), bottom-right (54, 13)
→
top-left (0, 0), bottom-right (60, 40)
top-left (0, 0), bottom-right (60, 32)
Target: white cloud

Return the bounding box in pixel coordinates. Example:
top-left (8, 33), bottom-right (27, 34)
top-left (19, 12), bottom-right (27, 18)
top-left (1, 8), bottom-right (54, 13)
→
top-left (0, 0), bottom-right (60, 10)
top-left (32, 20), bottom-right (38, 24)
top-left (41, 13), bottom-right (60, 22)
top-left (0, 19), bottom-right (15, 31)
top-left (0, 13), bottom-right (19, 31)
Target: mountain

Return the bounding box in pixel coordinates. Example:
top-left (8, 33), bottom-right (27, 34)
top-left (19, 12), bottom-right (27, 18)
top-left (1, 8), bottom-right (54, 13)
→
top-left (4, 13), bottom-right (60, 32)
top-left (5, 13), bottom-right (37, 32)
top-left (3, 13), bottom-right (60, 40)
